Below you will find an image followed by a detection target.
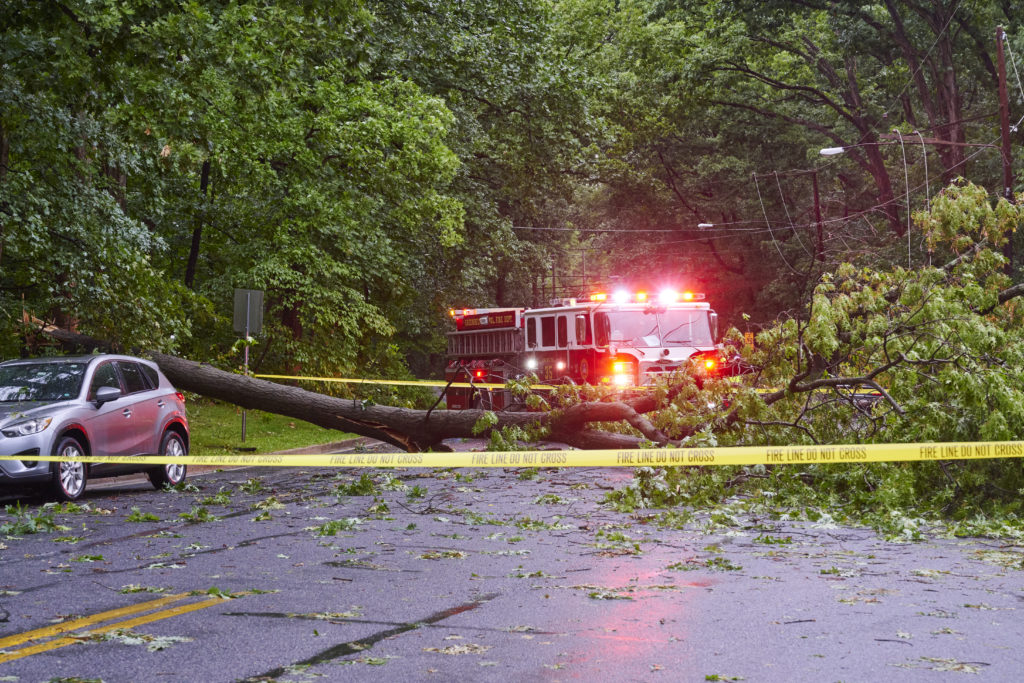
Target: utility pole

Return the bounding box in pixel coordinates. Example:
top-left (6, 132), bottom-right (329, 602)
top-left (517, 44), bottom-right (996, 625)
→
top-left (997, 26), bottom-right (1015, 272)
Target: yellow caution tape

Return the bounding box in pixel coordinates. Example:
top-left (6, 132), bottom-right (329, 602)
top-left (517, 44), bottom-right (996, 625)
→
top-left (253, 373), bottom-right (880, 396)
top-left (252, 374), bottom-right (556, 391)
top-left (3, 441), bottom-right (1022, 468)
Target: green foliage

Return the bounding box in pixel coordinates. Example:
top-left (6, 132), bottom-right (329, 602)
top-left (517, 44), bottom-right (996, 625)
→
top-left (70, 554), bottom-right (105, 564)
top-left (1, 1), bottom-right (467, 375)
top-left (310, 518), bottom-right (361, 537)
top-left (199, 489), bottom-right (232, 506)
top-left (1, 503), bottom-right (62, 535)
top-left (239, 478), bottom-right (265, 494)
top-left (178, 506), bottom-right (217, 524)
top-left (335, 473), bottom-right (378, 497)
top-left (608, 189), bottom-right (1024, 535)
top-left (471, 411), bottom-right (499, 436)
top-left (126, 507), bottom-right (160, 523)
top-left (119, 584), bottom-right (168, 594)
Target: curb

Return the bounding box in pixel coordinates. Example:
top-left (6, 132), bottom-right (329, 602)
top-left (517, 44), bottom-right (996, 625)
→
top-left (271, 437), bottom-right (378, 455)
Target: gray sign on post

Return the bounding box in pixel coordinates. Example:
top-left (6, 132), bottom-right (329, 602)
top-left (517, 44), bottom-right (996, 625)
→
top-left (233, 289), bottom-right (264, 336)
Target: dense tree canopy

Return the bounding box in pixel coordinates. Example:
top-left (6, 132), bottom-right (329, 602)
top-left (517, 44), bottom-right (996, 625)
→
top-left (2, 0), bottom-right (1022, 394)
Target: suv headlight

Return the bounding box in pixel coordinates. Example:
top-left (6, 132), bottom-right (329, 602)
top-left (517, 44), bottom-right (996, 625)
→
top-left (1, 417), bottom-right (53, 438)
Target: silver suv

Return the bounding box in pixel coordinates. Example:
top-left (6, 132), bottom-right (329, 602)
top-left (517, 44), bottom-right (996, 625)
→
top-left (0, 355), bottom-right (189, 500)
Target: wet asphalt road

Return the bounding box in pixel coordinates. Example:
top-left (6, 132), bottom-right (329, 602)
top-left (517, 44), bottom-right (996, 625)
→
top-left (0, 446), bottom-right (1022, 682)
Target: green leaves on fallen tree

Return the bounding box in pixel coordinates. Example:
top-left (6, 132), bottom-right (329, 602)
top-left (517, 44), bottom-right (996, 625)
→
top-left (616, 182), bottom-right (1024, 530)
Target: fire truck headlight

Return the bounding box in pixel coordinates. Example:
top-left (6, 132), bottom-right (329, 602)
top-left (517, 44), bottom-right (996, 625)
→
top-left (609, 360), bottom-right (635, 386)
top-left (525, 357), bottom-right (537, 370)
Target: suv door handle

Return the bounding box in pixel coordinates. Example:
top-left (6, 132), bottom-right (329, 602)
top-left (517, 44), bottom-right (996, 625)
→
top-left (122, 408), bottom-right (132, 418)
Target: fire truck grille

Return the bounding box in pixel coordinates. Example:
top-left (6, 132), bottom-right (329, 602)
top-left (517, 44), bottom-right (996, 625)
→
top-left (643, 365), bottom-right (680, 374)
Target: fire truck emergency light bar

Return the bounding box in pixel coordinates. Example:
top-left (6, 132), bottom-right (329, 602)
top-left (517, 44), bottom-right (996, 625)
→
top-left (590, 289), bottom-right (705, 304)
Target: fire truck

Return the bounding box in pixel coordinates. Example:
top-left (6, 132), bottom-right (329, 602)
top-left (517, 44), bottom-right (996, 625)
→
top-left (444, 288), bottom-right (723, 409)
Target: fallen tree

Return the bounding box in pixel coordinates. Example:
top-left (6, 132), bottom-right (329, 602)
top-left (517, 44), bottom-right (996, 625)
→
top-left (29, 183), bottom-right (1024, 452)
top-left (35, 322), bottom-right (670, 451)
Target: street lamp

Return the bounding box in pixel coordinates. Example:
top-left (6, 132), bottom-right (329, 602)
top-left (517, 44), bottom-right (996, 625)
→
top-left (818, 137), bottom-right (913, 266)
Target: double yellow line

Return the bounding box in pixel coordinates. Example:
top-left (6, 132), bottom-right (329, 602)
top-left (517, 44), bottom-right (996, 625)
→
top-left (0, 592), bottom-right (231, 664)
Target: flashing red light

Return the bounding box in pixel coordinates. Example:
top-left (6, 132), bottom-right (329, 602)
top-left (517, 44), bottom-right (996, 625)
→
top-left (636, 291), bottom-right (648, 302)
top-left (473, 369), bottom-right (485, 379)
top-left (590, 292), bottom-right (607, 302)
top-left (175, 392), bottom-right (185, 403)
top-left (704, 359), bottom-right (716, 370)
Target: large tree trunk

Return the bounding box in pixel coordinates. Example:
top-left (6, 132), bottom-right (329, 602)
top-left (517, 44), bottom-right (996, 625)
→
top-left (152, 353), bottom-right (664, 451)
top-left (35, 321), bottom-right (660, 452)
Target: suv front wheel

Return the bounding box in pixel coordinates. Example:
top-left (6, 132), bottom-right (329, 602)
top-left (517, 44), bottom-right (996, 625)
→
top-left (148, 431), bottom-right (187, 489)
top-left (51, 436), bottom-right (87, 501)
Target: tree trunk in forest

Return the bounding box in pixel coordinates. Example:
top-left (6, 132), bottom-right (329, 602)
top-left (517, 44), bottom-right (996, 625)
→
top-left (0, 122), bottom-right (8, 266)
top-left (184, 159), bottom-right (211, 290)
top-left (0, 123), bottom-right (8, 181)
top-left (863, 143), bottom-right (904, 236)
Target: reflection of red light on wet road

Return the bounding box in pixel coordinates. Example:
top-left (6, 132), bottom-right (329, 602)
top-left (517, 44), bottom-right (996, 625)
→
top-left (551, 565), bottom-right (715, 678)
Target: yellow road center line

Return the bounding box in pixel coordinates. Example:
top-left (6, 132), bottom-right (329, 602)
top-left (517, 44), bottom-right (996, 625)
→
top-left (0, 597), bottom-right (225, 664)
top-left (0, 592), bottom-right (189, 650)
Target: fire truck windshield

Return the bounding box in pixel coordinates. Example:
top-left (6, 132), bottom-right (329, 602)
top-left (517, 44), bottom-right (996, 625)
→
top-left (606, 309), bottom-right (713, 348)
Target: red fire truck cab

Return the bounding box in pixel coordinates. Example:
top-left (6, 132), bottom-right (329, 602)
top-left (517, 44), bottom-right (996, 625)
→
top-left (445, 289), bottom-right (722, 410)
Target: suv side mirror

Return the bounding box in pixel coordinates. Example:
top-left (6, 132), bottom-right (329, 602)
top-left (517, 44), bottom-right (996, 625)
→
top-left (94, 386), bottom-right (121, 405)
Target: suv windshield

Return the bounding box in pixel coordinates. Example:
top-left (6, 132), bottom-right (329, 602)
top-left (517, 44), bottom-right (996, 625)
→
top-left (606, 310), bottom-right (713, 348)
top-left (0, 363), bottom-right (87, 402)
